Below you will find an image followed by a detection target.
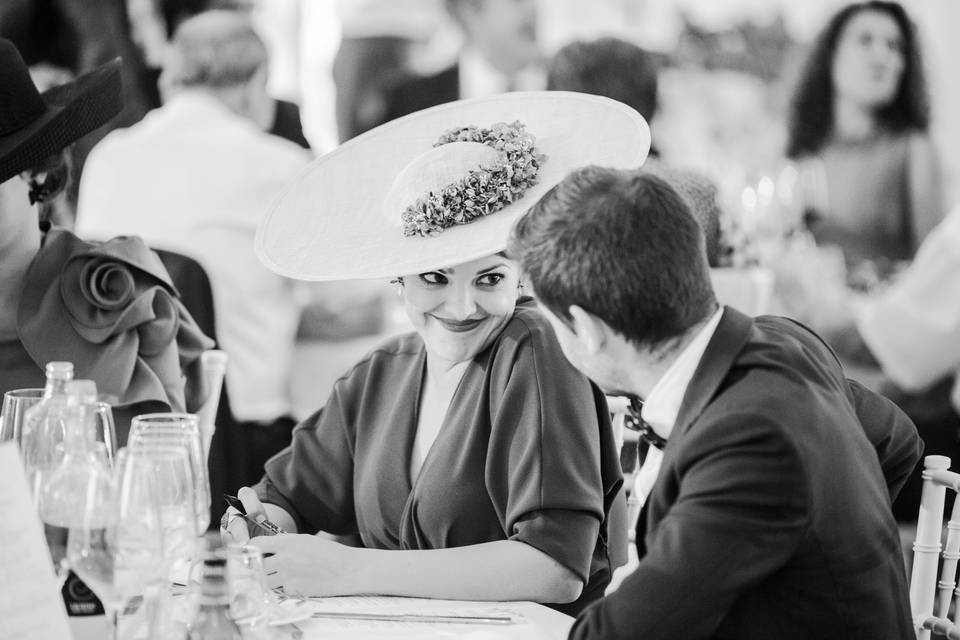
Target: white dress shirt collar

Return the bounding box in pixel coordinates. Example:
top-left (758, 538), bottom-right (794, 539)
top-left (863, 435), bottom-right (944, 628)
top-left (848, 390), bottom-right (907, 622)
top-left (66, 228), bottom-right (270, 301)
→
top-left (640, 306), bottom-right (725, 440)
top-left (631, 307), bottom-right (724, 509)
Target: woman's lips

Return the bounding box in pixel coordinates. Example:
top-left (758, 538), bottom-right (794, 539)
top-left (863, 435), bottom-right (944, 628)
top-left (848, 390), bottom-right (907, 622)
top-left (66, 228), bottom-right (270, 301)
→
top-left (433, 316), bottom-right (484, 333)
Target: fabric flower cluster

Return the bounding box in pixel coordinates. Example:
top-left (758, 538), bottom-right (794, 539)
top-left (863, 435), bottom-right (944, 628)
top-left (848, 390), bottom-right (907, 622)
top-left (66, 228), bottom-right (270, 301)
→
top-left (400, 120), bottom-right (546, 237)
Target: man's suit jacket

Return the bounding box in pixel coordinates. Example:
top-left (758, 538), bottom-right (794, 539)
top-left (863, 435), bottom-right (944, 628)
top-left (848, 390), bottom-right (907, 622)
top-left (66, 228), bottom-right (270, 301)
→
top-left (571, 307), bottom-right (920, 640)
top-left (382, 64), bottom-right (459, 126)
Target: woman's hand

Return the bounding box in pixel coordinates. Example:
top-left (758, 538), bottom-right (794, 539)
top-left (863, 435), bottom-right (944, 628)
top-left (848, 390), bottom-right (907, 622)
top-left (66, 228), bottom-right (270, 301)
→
top-left (220, 486), bottom-right (269, 544)
top-left (251, 534), bottom-right (362, 597)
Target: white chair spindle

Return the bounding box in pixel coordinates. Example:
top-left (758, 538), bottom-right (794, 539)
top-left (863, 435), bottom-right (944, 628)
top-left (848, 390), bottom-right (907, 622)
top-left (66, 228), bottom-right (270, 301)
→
top-left (938, 497), bottom-right (960, 619)
top-left (911, 455), bottom-right (960, 639)
top-left (912, 455), bottom-right (951, 640)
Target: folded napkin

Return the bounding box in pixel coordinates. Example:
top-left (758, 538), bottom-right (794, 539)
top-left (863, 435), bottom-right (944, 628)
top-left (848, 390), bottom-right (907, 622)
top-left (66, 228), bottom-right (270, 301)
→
top-left (17, 228), bottom-right (214, 412)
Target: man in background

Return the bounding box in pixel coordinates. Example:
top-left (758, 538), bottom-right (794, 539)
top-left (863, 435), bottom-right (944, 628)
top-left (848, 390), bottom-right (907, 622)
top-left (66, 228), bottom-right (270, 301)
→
top-left (76, 9), bottom-right (311, 490)
top-left (382, 0), bottom-right (543, 123)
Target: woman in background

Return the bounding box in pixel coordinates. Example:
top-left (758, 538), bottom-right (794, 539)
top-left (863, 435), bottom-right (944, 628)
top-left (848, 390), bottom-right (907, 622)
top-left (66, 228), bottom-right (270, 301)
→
top-left (0, 38), bottom-right (212, 442)
top-left (786, 0), bottom-right (943, 281)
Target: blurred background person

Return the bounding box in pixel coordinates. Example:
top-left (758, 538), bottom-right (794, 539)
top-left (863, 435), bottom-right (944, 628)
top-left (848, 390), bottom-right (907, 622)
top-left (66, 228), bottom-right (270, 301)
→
top-left (786, 0), bottom-right (943, 285)
top-left (332, 0), bottom-right (446, 141)
top-left (126, 0), bottom-right (313, 149)
top-left (547, 37), bottom-right (723, 270)
top-left (0, 37), bottom-right (212, 440)
top-left (548, 37), bottom-right (660, 151)
top-left (75, 10), bottom-right (311, 489)
top-left (381, 0), bottom-right (543, 124)
top-left (778, 200), bottom-right (960, 523)
top-left (0, 0), bottom-right (162, 224)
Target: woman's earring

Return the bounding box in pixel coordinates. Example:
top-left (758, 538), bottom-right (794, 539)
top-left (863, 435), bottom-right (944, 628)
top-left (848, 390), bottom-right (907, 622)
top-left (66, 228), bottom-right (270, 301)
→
top-left (391, 277), bottom-right (404, 297)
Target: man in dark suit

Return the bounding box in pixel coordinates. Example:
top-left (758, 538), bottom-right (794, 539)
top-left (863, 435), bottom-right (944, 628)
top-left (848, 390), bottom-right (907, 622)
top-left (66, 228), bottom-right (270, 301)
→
top-left (381, 0), bottom-right (543, 125)
top-left (508, 166), bottom-right (921, 639)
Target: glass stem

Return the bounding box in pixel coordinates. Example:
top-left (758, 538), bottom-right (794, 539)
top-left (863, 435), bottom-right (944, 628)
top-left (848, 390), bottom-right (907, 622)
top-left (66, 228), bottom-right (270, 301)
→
top-left (105, 605), bottom-right (119, 640)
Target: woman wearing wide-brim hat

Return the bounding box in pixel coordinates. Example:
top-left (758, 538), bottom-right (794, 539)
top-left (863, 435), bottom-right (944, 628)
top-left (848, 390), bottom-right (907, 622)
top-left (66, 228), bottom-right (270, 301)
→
top-left (0, 38), bottom-right (212, 437)
top-left (223, 91), bottom-right (650, 614)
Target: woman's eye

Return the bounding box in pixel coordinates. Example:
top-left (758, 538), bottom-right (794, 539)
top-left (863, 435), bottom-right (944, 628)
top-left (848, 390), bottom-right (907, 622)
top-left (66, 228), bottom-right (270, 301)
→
top-left (476, 273), bottom-right (504, 287)
top-left (419, 272), bottom-right (447, 286)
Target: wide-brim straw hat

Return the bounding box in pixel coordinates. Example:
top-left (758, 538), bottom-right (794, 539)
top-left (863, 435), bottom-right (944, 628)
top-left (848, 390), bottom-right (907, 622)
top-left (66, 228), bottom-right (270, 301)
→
top-left (0, 38), bottom-right (123, 184)
top-left (255, 91), bottom-right (650, 281)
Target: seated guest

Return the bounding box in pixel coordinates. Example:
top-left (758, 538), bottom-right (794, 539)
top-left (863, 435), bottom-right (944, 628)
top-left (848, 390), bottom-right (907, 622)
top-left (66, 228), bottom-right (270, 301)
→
top-left (786, 1), bottom-right (943, 278)
top-left (76, 10), bottom-right (312, 483)
top-left (853, 203), bottom-right (960, 416)
top-left (0, 38), bottom-right (212, 440)
top-left (546, 36), bottom-right (721, 266)
top-left (793, 202), bottom-right (960, 520)
top-left (508, 167), bottom-right (920, 638)
top-left (223, 92), bottom-right (651, 614)
top-left (381, 0), bottom-right (544, 125)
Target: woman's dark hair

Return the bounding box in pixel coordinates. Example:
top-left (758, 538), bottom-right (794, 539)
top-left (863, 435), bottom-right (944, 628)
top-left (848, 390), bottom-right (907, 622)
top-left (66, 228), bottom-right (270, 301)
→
top-left (786, 1), bottom-right (929, 159)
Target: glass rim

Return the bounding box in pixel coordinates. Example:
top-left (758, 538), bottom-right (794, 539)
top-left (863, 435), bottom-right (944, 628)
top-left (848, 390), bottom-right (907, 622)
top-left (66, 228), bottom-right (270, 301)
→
top-left (3, 388), bottom-right (45, 398)
top-left (131, 412), bottom-right (198, 424)
top-left (129, 423), bottom-right (200, 432)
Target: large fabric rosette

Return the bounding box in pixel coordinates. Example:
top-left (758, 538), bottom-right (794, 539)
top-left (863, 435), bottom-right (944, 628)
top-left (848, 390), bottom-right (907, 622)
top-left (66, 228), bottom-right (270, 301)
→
top-left (18, 228), bottom-right (214, 413)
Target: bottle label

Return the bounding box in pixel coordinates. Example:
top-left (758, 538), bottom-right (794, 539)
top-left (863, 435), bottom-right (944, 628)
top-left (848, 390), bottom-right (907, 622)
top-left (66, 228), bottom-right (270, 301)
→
top-left (61, 570), bottom-right (105, 616)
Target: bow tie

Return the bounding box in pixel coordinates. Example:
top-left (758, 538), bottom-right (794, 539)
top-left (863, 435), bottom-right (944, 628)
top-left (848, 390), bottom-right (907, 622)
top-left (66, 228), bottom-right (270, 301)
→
top-left (625, 396), bottom-right (667, 450)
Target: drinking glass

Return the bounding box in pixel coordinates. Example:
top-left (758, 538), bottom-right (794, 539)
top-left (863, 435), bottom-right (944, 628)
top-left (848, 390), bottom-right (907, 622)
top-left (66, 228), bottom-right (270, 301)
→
top-left (0, 388), bottom-right (43, 442)
top-left (227, 544), bottom-right (274, 631)
top-left (65, 449), bottom-right (166, 640)
top-left (129, 443), bottom-right (199, 581)
top-left (129, 413), bottom-right (210, 533)
top-left (22, 399), bottom-right (117, 506)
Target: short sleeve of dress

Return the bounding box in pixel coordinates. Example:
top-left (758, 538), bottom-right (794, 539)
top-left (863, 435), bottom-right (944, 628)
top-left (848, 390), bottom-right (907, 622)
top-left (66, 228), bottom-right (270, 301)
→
top-left (255, 383), bottom-right (358, 535)
top-left (485, 309), bottom-right (615, 583)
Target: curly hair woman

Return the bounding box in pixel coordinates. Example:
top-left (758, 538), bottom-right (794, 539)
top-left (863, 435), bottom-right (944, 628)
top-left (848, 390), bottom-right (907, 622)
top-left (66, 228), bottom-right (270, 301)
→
top-left (786, 1), bottom-right (943, 276)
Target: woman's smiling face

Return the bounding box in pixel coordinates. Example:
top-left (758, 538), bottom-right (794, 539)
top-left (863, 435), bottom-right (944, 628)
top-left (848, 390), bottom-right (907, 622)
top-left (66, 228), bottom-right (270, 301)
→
top-left (401, 254), bottom-right (521, 367)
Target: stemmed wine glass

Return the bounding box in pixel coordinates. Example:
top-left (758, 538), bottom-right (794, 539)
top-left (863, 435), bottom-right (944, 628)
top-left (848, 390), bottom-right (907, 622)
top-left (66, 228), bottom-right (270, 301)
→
top-left (65, 449), bottom-right (166, 640)
top-left (0, 388), bottom-right (44, 442)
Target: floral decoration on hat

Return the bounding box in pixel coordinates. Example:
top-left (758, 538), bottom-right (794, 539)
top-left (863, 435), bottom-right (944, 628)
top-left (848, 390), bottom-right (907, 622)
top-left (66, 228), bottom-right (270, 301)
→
top-left (401, 121), bottom-right (546, 237)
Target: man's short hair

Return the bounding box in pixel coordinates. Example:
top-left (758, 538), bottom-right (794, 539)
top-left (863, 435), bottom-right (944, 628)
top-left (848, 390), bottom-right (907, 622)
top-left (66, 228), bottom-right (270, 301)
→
top-left (164, 10), bottom-right (267, 89)
top-left (508, 166), bottom-right (716, 349)
top-left (547, 38), bottom-right (659, 122)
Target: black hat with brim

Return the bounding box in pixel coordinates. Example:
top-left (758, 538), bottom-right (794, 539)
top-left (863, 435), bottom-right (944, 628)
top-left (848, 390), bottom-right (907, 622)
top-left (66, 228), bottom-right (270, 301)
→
top-left (0, 38), bottom-right (123, 184)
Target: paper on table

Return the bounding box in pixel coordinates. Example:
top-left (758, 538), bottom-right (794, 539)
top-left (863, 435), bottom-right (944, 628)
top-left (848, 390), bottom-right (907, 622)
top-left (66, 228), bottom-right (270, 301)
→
top-left (0, 442), bottom-right (73, 640)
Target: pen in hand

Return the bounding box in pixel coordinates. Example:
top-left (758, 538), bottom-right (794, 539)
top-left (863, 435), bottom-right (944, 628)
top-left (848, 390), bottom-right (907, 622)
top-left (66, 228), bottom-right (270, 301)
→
top-left (223, 493), bottom-right (287, 535)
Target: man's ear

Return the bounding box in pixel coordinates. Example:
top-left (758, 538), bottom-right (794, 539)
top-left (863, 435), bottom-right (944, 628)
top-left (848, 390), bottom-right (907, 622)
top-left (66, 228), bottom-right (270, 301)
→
top-left (568, 305), bottom-right (607, 354)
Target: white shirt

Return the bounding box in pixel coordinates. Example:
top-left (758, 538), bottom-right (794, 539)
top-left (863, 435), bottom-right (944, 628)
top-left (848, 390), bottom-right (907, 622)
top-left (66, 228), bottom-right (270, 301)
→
top-left (632, 307), bottom-right (725, 506)
top-left (857, 204), bottom-right (960, 412)
top-left (76, 91), bottom-right (313, 422)
top-left (458, 46), bottom-right (545, 100)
